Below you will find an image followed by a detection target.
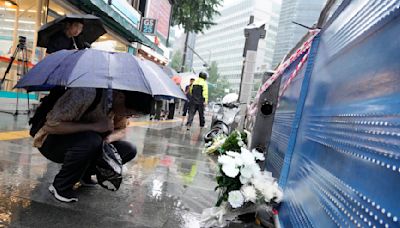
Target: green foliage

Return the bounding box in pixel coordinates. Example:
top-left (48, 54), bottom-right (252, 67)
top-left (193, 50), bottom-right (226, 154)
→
top-left (220, 131), bottom-right (247, 153)
top-left (169, 50), bottom-right (183, 72)
top-left (172, 0), bottom-right (223, 33)
top-left (207, 61), bottom-right (231, 102)
top-left (215, 167), bottom-right (242, 207)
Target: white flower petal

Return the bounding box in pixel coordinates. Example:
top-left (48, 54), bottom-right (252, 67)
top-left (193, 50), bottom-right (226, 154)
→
top-left (226, 151), bottom-right (240, 158)
top-left (240, 148), bottom-right (256, 165)
top-left (222, 164), bottom-right (239, 178)
top-left (218, 155), bottom-right (235, 165)
top-left (234, 156), bottom-right (244, 166)
top-left (239, 175), bottom-right (250, 184)
top-left (241, 185), bottom-right (257, 203)
top-left (252, 149), bottom-right (265, 161)
top-left (240, 165), bottom-right (254, 179)
top-left (228, 190), bottom-right (244, 208)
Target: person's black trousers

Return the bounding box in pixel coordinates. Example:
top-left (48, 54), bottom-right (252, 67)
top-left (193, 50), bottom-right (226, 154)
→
top-left (186, 103), bottom-right (205, 127)
top-left (182, 101), bottom-right (189, 116)
top-left (168, 102), bottom-right (175, 119)
top-left (39, 131), bottom-right (136, 192)
top-left (150, 100), bottom-right (162, 120)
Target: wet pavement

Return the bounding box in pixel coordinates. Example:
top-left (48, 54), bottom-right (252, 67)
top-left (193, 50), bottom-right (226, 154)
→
top-left (0, 113), bottom-right (220, 228)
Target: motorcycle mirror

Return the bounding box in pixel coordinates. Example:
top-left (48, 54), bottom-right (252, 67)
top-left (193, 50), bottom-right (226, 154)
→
top-left (260, 101), bottom-right (273, 116)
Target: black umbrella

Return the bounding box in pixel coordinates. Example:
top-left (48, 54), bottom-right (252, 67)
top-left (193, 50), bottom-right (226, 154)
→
top-left (37, 14), bottom-right (106, 48)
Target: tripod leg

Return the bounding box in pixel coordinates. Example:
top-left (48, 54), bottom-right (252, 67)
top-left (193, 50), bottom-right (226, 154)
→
top-left (1, 47), bottom-right (18, 86)
top-left (23, 47), bottom-right (30, 114)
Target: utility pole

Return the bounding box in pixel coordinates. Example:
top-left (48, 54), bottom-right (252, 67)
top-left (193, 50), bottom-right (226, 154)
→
top-left (238, 16), bottom-right (266, 129)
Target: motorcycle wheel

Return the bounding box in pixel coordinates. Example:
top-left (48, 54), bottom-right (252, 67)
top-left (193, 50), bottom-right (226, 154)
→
top-left (204, 128), bottom-right (224, 143)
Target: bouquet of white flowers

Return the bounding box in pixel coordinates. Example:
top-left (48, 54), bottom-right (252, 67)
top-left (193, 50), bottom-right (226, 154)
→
top-left (215, 148), bottom-right (282, 208)
top-left (201, 131), bottom-right (283, 227)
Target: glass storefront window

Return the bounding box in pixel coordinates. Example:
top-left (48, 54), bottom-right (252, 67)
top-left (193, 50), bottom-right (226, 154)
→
top-left (0, 0), bottom-right (46, 91)
top-left (92, 34), bottom-right (128, 53)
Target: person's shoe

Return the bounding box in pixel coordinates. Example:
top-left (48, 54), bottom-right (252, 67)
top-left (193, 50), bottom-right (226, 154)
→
top-left (80, 176), bottom-right (98, 187)
top-left (49, 185), bottom-right (78, 203)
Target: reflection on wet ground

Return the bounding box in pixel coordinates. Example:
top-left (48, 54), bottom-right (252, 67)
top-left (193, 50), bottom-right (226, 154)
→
top-left (0, 114), bottom-right (219, 228)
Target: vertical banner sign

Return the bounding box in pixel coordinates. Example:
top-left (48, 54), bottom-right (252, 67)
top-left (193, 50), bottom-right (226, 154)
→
top-left (141, 18), bottom-right (157, 35)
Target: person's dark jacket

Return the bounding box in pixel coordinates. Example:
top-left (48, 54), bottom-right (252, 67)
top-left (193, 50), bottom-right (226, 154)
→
top-left (46, 32), bottom-right (85, 54)
top-left (189, 77), bottom-right (208, 105)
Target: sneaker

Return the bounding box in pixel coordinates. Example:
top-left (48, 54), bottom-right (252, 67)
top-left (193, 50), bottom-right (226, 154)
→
top-left (80, 177), bottom-right (98, 187)
top-left (49, 185), bottom-right (78, 203)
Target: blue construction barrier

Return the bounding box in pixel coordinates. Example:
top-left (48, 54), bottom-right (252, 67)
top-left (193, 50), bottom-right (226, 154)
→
top-left (267, 1), bottom-right (400, 227)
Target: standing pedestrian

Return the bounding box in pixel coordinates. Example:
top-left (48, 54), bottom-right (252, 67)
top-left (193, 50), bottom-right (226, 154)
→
top-left (182, 78), bottom-right (195, 116)
top-left (46, 18), bottom-right (86, 54)
top-left (186, 72), bottom-right (208, 130)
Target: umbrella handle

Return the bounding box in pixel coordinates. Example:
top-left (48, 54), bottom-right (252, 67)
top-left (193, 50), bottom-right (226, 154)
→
top-left (106, 88), bottom-right (113, 113)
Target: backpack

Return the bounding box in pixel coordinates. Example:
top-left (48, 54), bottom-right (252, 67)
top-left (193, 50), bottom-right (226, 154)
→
top-left (29, 87), bottom-right (103, 137)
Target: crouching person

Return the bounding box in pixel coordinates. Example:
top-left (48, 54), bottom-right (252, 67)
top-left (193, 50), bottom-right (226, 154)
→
top-left (33, 87), bottom-right (152, 202)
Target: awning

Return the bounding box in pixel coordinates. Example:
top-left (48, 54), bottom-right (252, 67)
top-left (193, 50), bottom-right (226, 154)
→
top-left (68, 0), bottom-right (163, 55)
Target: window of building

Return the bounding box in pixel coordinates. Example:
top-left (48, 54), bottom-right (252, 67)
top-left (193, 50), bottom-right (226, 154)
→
top-left (0, 0), bottom-right (47, 90)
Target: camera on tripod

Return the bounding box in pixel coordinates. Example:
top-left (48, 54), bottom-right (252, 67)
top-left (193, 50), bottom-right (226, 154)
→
top-left (1, 35), bottom-right (31, 115)
top-left (18, 36), bottom-right (27, 46)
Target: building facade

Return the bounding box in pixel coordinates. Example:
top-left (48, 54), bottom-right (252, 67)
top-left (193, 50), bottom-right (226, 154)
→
top-left (192, 0), bottom-right (281, 92)
top-left (272, 0), bottom-right (327, 67)
top-left (0, 0), bottom-right (170, 94)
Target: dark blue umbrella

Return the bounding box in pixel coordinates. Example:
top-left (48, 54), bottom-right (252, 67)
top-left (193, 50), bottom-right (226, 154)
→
top-left (15, 49), bottom-right (186, 100)
top-left (37, 14), bottom-right (106, 48)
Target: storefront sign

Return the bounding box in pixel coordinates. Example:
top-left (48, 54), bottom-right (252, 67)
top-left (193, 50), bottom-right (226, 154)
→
top-left (146, 0), bottom-right (171, 39)
top-left (141, 18), bottom-right (157, 35)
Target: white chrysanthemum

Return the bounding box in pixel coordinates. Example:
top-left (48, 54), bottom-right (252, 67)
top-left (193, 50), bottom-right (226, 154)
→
top-left (239, 175), bottom-right (250, 184)
top-left (226, 151), bottom-right (240, 157)
top-left (240, 147), bottom-right (256, 165)
top-left (218, 155), bottom-right (235, 165)
top-left (240, 165), bottom-right (255, 179)
top-left (241, 185), bottom-right (257, 203)
top-left (228, 190), bottom-right (244, 208)
top-left (234, 156), bottom-right (244, 166)
top-left (252, 149), bottom-right (265, 161)
top-left (222, 164), bottom-right (239, 178)
top-left (274, 185), bottom-right (283, 203)
top-left (262, 187), bottom-right (275, 202)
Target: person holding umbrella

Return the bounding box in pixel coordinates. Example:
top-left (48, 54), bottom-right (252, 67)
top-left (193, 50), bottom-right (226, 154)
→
top-left (46, 18), bottom-right (85, 54)
top-left (36, 88), bottom-right (152, 202)
top-left (37, 14), bottom-right (106, 54)
top-left (15, 48), bottom-right (186, 202)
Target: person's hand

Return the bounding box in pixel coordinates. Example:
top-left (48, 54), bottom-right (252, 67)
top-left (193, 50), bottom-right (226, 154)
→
top-left (204, 102), bottom-right (207, 107)
top-left (93, 118), bottom-right (114, 133)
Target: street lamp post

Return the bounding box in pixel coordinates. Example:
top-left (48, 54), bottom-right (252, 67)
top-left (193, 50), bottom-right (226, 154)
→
top-left (238, 16), bottom-right (266, 129)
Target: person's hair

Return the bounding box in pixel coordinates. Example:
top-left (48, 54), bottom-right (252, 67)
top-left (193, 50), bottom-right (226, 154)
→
top-left (123, 91), bottom-right (154, 114)
top-left (65, 18), bottom-right (84, 26)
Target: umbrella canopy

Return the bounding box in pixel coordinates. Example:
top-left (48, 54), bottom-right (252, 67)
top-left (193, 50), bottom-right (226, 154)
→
top-left (37, 14), bottom-right (106, 48)
top-left (171, 75), bottom-right (182, 85)
top-left (160, 65), bottom-right (178, 78)
top-left (15, 49), bottom-right (186, 100)
top-left (178, 72), bottom-right (198, 90)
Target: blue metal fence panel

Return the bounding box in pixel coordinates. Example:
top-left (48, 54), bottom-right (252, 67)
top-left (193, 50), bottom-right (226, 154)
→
top-left (266, 53), bottom-right (308, 179)
top-left (277, 0), bottom-right (400, 227)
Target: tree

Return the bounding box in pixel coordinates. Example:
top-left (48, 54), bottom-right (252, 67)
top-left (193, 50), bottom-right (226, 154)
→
top-left (172, 0), bottom-right (223, 72)
top-left (169, 50), bottom-right (183, 72)
top-left (207, 61), bottom-right (230, 102)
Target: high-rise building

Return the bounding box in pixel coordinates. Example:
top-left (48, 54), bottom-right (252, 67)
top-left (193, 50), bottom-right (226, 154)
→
top-left (193, 0), bottom-right (282, 92)
top-left (272, 0), bottom-right (327, 67)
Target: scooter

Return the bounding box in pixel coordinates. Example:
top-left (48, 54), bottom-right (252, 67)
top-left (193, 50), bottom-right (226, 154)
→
top-left (204, 93), bottom-right (240, 143)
